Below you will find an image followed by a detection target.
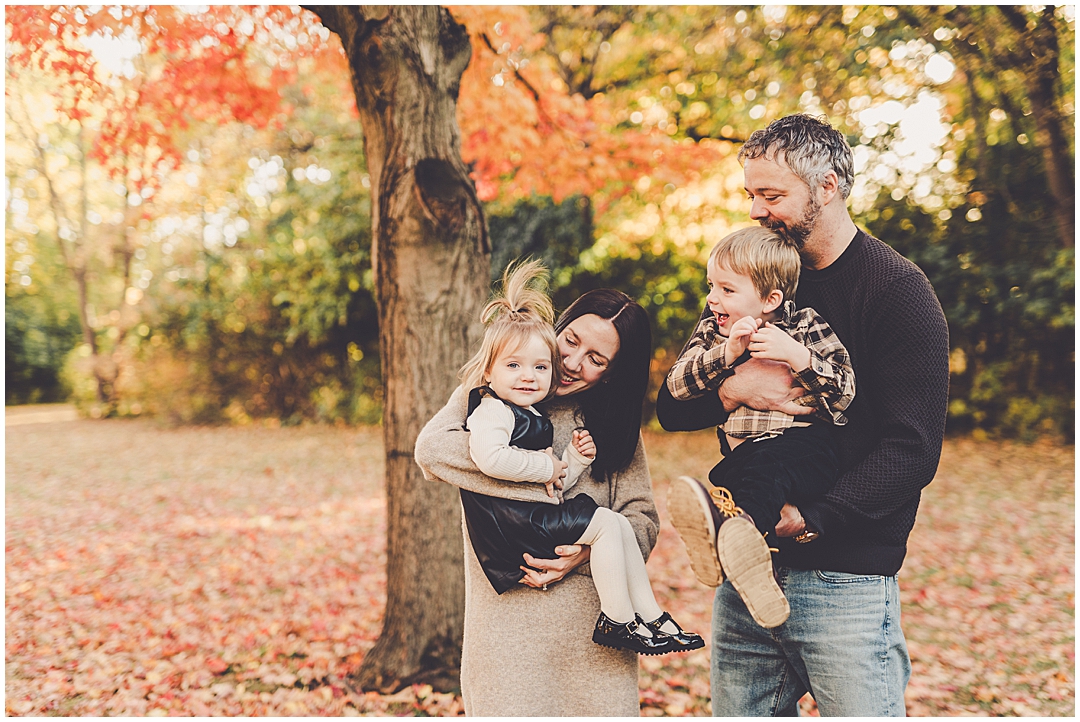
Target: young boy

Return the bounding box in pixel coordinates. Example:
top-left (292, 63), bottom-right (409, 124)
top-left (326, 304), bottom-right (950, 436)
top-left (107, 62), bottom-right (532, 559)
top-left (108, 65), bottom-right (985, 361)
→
top-left (665, 226), bottom-right (855, 629)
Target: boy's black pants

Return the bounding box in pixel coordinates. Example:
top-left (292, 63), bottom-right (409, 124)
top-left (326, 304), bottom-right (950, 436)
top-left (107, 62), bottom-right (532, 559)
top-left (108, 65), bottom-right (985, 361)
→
top-left (709, 423), bottom-right (838, 538)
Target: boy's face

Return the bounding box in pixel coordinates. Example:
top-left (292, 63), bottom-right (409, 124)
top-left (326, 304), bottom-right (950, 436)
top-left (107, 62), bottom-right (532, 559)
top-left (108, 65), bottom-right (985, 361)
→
top-left (483, 334), bottom-right (553, 408)
top-left (705, 258), bottom-right (776, 337)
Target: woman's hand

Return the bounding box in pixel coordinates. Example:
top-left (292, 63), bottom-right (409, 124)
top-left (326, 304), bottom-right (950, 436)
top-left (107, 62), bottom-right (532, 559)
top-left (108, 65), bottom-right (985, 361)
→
top-left (519, 545), bottom-right (591, 589)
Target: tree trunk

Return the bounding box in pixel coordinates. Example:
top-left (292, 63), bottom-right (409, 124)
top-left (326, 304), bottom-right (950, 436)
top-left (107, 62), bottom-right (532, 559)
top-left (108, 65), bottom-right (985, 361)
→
top-left (304, 6), bottom-right (490, 693)
top-left (1020, 7), bottom-right (1074, 249)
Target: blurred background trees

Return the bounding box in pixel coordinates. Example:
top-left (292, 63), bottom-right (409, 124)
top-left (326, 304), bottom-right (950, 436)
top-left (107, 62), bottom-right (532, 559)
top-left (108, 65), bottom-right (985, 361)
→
top-left (6, 5), bottom-right (1074, 440)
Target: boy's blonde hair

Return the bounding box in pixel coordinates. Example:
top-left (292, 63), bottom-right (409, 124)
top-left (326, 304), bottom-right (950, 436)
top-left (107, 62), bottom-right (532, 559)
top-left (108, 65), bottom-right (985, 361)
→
top-left (459, 259), bottom-right (562, 397)
top-left (708, 227), bottom-right (801, 302)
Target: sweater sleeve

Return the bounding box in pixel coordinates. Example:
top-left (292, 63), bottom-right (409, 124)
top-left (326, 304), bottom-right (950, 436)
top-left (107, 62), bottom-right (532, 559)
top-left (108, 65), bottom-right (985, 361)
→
top-left (801, 271), bottom-right (949, 537)
top-left (609, 434), bottom-right (660, 564)
top-left (414, 385), bottom-right (557, 504)
top-left (467, 398), bottom-right (554, 484)
top-left (559, 444), bottom-right (593, 496)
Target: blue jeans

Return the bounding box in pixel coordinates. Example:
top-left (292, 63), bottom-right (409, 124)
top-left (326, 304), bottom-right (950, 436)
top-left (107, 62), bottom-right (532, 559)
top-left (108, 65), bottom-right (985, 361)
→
top-left (711, 567), bottom-right (910, 716)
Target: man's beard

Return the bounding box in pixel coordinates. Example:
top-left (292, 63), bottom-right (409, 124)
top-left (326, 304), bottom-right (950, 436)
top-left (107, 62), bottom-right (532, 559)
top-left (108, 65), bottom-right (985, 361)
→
top-left (762, 195), bottom-right (820, 249)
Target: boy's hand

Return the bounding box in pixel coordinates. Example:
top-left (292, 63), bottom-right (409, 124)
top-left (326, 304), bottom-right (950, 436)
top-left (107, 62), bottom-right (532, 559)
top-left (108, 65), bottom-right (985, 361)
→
top-left (571, 429), bottom-right (596, 460)
top-left (544, 447), bottom-right (567, 497)
top-left (749, 323), bottom-right (812, 372)
top-left (725, 316), bottom-right (761, 366)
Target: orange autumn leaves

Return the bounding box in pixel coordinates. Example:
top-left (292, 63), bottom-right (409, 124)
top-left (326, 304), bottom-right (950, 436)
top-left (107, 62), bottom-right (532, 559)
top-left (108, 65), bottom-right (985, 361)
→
top-left (7, 6), bottom-right (721, 211)
top-left (5, 6), bottom-right (334, 200)
top-left (452, 6), bottom-right (724, 208)
top-left (7, 420), bottom-right (1074, 716)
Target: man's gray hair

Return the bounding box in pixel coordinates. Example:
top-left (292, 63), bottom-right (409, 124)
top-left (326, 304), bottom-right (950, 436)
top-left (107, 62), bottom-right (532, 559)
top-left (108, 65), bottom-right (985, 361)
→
top-left (738, 114), bottom-right (855, 200)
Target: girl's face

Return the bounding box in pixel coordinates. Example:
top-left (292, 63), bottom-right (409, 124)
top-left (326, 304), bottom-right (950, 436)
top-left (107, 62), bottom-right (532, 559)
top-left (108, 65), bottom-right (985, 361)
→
top-left (555, 314), bottom-right (620, 397)
top-left (483, 334), bottom-right (553, 408)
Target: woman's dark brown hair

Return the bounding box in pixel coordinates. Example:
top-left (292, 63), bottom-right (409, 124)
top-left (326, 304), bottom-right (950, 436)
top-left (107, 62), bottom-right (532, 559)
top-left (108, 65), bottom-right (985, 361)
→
top-left (553, 289), bottom-right (652, 482)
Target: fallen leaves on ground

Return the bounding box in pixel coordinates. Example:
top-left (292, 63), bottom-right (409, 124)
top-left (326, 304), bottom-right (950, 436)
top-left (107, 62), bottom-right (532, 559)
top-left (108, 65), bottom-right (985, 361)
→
top-left (6, 420), bottom-right (1073, 715)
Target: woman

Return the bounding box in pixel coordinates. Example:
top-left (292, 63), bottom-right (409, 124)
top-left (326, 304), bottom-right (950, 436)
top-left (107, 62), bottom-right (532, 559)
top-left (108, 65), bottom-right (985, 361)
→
top-left (414, 288), bottom-right (657, 716)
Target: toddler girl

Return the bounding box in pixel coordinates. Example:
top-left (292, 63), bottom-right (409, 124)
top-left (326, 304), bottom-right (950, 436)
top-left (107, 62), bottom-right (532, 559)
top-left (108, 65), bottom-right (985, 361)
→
top-left (458, 260), bottom-right (702, 656)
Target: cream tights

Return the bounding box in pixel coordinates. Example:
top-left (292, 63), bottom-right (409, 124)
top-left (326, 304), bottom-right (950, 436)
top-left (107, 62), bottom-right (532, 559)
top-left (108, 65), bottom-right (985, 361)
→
top-left (574, 507), bottom-right (675, 634)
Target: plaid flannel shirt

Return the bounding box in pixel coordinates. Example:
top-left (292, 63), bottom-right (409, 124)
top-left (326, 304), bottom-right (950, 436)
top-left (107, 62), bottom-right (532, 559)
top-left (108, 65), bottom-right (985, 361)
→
top-left (666, 300), bottom-right (855, 440)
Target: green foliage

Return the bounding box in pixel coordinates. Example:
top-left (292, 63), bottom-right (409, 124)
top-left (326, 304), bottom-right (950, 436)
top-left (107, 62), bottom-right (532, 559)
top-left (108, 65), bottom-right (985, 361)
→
top-left (120, 78), bottom-right (382, 425)
top-left (10, 6), bottom-right (1073, 440)
top-left (5, 290), bottom-right (82, 404)
top-left (865, 133), bottom-right (1074, 440)
top-left (488, 195), bottom-right (595, 286)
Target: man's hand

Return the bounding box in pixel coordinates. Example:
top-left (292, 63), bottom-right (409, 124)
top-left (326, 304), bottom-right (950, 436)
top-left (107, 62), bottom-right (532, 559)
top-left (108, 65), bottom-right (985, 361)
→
top-left (717, 357), bottom-right (813, 415)
top-left (519, 545), bottom-right (591, 588)
top-left (774, 503), bottom-right (807, 537)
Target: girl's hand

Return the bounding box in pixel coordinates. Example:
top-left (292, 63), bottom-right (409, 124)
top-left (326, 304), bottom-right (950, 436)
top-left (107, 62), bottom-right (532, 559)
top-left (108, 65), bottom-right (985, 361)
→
top-left (749, 323), bottom-right (811, 372)
top-left (571, 429), bottom-right (596, 460)
top-left (519, 545), bottom-right (592, 589)
top-left (725, 316), bottom-right (761, 366)
top-left (544, 448), bottom-right (567, 497)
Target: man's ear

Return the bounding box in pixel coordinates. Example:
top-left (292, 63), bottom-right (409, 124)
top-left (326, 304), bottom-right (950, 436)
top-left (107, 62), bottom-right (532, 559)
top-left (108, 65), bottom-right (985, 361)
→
top-left (820, 170), bottom-right (840, 205)
top-left (762, 290), bottom-right (784, 315)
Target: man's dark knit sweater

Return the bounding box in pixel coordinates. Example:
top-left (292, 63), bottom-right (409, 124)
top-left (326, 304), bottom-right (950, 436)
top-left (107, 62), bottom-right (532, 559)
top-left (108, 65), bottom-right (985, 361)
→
top-left (657, 230), bottom-right (950, 576)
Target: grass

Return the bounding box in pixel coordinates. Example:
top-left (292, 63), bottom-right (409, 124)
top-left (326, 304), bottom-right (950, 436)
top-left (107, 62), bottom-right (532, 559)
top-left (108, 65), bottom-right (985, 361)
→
top-left (5, 416), bottom-right (1074, 716)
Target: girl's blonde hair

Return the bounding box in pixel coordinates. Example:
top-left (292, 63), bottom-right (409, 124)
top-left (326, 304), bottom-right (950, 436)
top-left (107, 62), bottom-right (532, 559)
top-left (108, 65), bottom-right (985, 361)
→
top-left (708, 226), bottom-right (801, 302)
top-left (459, 259), bottom-right (562, 397)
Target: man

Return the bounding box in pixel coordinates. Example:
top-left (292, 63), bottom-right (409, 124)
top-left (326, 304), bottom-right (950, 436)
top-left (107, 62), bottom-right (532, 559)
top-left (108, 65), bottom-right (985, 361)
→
top-left (656, 114), bottom-right (949, 716)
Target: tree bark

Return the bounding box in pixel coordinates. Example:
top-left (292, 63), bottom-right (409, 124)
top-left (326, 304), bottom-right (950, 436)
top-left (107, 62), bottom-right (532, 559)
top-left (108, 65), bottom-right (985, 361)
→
top-left (1012, 6), bottom-right (1074, 249)
top-left (942, 5), bottom-right (1075, 248)
top-left (303, 6), bottom-right (490, 693)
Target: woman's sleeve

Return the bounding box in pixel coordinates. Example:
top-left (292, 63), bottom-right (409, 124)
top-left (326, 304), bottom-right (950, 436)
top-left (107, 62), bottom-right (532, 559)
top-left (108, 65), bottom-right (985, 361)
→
top-left (610, 434), bottom-right (660, 564)
top-left (415, 385), bottom-right (555, 504)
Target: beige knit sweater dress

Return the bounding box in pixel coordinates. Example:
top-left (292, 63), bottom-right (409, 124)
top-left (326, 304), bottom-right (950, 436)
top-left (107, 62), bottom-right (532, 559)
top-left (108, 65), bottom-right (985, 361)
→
top-left (415, 385), bottom-right (659, 716)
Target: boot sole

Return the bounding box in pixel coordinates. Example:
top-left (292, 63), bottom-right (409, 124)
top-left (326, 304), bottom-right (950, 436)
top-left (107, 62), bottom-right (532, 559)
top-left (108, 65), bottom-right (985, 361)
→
top-left (667, 476), bottom-right (723, 588)
top-left (717, 517), bottom-right (790, 628)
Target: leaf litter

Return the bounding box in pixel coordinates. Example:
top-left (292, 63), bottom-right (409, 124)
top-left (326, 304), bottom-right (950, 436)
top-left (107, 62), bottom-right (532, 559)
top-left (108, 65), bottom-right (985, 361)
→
top-left (6, 421), bottom-right (1073, 715)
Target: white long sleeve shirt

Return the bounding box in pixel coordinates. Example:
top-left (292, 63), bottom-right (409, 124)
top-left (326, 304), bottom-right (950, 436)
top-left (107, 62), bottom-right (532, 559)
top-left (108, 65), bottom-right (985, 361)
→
top-left (467, 396), bottom-right (593, 497)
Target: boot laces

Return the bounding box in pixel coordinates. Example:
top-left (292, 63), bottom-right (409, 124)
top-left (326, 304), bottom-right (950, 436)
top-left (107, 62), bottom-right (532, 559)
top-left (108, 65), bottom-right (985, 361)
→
top-left (710, 486), bottom-right (779, 552)
top-left (708, 486), bottom-right (744, 518)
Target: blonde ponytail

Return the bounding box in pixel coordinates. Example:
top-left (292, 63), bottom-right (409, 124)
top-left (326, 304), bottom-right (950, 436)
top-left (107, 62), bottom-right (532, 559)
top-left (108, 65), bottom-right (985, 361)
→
top-left (459, 259), bottom-right (562, 394)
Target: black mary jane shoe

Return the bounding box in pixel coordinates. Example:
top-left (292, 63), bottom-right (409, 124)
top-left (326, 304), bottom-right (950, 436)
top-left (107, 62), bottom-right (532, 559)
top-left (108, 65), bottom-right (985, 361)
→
top-left (638, 611), bottom-right (705, 652)
top-left (592, 612), bottom-right (676, 656)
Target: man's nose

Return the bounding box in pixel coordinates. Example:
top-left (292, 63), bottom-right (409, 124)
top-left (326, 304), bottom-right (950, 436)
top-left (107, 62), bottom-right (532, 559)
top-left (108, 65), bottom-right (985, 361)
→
top-left (749, 197), bottom-right (768, 220)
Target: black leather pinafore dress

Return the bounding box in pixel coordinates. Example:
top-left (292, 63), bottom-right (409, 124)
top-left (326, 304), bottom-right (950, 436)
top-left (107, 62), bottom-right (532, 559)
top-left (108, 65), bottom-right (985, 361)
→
top-left (460, 387), bottom-right (599, 594)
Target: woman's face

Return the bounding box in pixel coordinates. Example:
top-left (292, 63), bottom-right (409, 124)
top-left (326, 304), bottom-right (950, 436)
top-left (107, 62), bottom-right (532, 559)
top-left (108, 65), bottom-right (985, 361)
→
top-left (554, 313), bottom-right (621, 397)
